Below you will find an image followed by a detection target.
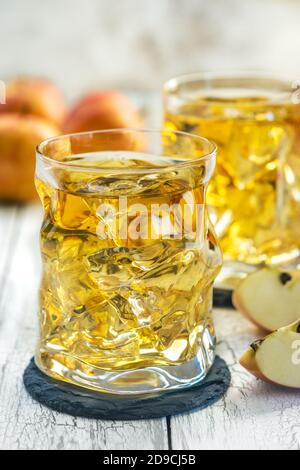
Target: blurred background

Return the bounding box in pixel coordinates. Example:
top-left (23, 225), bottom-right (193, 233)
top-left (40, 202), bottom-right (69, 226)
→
top-left (1, 0), bottom-right (300, 99)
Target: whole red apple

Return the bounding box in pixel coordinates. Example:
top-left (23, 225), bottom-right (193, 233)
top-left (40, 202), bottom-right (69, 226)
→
top-left (63, 91), bottom-right (146, 150)
top-left (0, 78), bottom-right (66, 127)
top-left (0, 114), bottom-right (59, 202)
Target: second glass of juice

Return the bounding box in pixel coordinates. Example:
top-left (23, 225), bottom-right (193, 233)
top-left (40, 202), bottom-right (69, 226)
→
top-left (164, 73), bottom-right (300, 287)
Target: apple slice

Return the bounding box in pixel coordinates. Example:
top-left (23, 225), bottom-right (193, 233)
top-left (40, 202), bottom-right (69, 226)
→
top-left (240, 321), bottom-right (300, 389)
top-left (233, 268), bottom-right (300, 332)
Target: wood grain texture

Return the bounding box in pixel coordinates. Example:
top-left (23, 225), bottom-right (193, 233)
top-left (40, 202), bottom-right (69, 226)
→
top-left (0, 206), bottom-right (168, 450)
top-left (171, 310), bottom-right (300, 450)
top-left (2, 209), bottom-right (299, 450)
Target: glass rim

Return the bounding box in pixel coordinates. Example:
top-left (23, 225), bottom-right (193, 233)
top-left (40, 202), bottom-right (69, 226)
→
top-left (36, 127), bottom-right (217, 174)
top-left (163, 70), bottom-right (298, 104)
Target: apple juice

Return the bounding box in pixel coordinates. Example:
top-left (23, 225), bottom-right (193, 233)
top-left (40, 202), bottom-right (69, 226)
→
top-left (35, 150), bottom-right (221, 391)
top-left (164, 88), bottom-right (300, 268)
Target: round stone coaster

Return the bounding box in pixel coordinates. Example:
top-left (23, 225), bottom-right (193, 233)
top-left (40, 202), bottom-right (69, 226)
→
top-left (213, 288), bottom-right (234, 309)
top-left (23, 356), bottom-right (231, 420)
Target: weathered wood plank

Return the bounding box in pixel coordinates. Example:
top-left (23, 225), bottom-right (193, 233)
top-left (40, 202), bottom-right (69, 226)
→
top-left (0, 205), bottom-right (19, 296)
top-left (170, 309), bottom-right (300, 450)
top-left (0, 349), bottom-right (168, 450)
top-left (0, 204), bottom-right (169, 450)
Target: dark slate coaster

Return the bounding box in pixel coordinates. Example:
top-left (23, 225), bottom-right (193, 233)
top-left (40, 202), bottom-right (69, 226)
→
top-left (23, 356), bottom-right (231, 421)
top-left (213, 288), bottom-right (234, 309)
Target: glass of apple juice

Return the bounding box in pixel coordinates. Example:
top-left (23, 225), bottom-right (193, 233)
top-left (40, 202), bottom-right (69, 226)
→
top-left (164, 73), bottom-right (300, 288)
top-left (35, 128), bottom-right (222, 394)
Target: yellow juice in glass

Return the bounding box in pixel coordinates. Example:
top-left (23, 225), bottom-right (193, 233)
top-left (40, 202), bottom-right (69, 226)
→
top-left (35, 130), bottom-right (221, 394)
top-left (164, 74), bottom-right (300, 284)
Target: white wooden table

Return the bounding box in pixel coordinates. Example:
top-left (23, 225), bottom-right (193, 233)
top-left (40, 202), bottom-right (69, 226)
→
top-left (0, 95), bottom-right (299, 450)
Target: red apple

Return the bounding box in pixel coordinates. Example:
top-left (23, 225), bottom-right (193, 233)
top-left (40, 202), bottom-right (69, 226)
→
top-left (63, 91), bottom-right (146, 151)
top-left (0, 78), bottom-right (66, 127)
top-left (0, 114), bottom-right (59, 201)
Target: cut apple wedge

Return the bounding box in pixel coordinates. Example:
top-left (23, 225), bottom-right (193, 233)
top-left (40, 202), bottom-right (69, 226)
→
top-left (240, 320), bottom-right (300, 389)
top-left (233, 268), bottom-right (300, 331)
